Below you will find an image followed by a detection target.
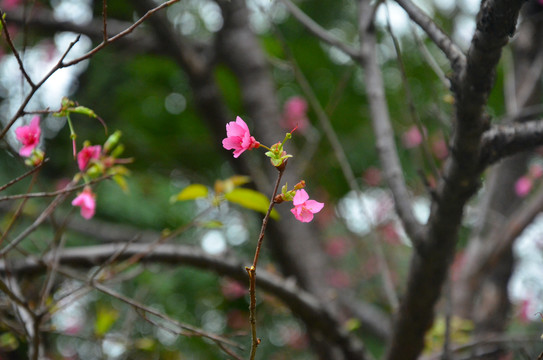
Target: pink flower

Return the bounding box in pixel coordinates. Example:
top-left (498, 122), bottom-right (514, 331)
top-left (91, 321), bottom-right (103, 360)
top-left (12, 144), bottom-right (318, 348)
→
top-left (3, 0), bottom-right (22, 10)
top-left (222, 116), bottom-right (260, 158)
top-left (71, 188), bottom-right (96, 220)
top-left (515, 176), bottom-right (532, 197)
top-left (281, 96), bottom-right (309, 132)
top-left (77, 145), bottom-right (101, 171)
top-left (15, 116), bottom-right (41, 157)
top-left (290, 189), bottom-right (324, 223)
top-left (529, 163), bottom-right (543, 179)
top-left (402, 125), bottom-right (424, 149)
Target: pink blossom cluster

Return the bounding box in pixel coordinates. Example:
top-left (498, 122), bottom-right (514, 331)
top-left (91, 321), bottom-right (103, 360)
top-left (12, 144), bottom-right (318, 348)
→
top-left (15, 116), bottom-right (41, 157)
top-left (222, 116), bottom-right (324, 222)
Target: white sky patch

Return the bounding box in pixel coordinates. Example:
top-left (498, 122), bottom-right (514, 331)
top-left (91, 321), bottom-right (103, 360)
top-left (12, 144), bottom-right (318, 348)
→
top-left (453, 15), bottom-right (476, 49)
top-left (53, 0), bottom-right (93, 24)
top-left (201, 230), bottom-right (227, 254)
top-left (198, 1), bottom-right (223, 33)
top-left (509, 213), bottom-right (543, 313)
top-left (376, 2), bottom-right (410, 37)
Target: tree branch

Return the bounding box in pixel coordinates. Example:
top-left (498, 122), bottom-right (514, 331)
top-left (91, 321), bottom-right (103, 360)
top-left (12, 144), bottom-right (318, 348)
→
top-left (384, 0), bottom-right (525, 359)
top-left (358, 0), bottom-right (425, 249)
top-left (395, 0), bottom-right (465, 72)
top-left (0, 243), bottom-right (378, 358)
top-left (279, 0), bottom-right (361, 60)
top-left (479, 120), bottom-right (543, 167)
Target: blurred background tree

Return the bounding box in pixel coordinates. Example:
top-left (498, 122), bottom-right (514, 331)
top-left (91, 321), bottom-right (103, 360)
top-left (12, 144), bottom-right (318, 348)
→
top-left (1, 0), bottom-right (543, 359)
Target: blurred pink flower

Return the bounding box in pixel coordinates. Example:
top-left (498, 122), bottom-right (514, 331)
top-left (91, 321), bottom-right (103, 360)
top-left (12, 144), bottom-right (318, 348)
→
top-left (222, 116), bottom-right (260, 158)
top-left (2, 0), bottom-right (22, 10)
top-left (290, 189), bottom-right (324, 223)
top-left (402, 125), bottom-right (423, 149)
top-left (15, 116), bottom-right (41, 157)
top-left (71, 188), bottom-right (96, 220)
top-left (362, 166), bottom-right (382, 187)
top-left (77, 145), bottom-right (101, 171)
top-left (432, 137), bottom-right (449, 160)
top-left (529, 163), bottom-right (543, 179)
top-left (281, 96), bottom-right (309, 132)
top-left (325, 269), bottom-right (351, 288)
top-left (221, 279), bottom-right (247, 300)
top-left (514, 176), bottom-right (532, 197)
top-left (325, 237), bottom-right (350, 258)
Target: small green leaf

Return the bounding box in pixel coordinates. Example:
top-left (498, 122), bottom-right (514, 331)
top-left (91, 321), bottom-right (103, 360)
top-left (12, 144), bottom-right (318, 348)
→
top-left (198, 220), bottom-right (223, 228)
top-left (224, 188), bottom-right (279, 220)
top-left (71, 105), bottom-right (97, 117)
top-left (94, 307), bottom-right (119, 337)
top-left (113, 175), bottom-right (129, 192)
top-left (171, 184), bottom-right (208, 203)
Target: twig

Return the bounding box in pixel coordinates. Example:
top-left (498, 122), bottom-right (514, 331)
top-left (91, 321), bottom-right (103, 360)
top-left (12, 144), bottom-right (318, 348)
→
top-left (0, 168), bottom-right (40, 247)
top-left (394, 0), bottom-right (465, 72)
top-left (0, 174), bottom-right (111, 202)
top-left (0, 158), bottom-right (47, 193)
top-left (385, 2), bottom-right (440, 181)
top-left (61, 0), bottom-right (181, 68)
top-left (0, 10), bottom-right (35, 87)
top-left (0, 35), bottom-right (81, 141)
top-left (358, 0), bottom-right (425, 248)
top-left (246, 165), bottom-right (285, 360)
top-left (279, 0), bottom-right (361, 60)
top-left (102, 0), bottom-right (108, 43)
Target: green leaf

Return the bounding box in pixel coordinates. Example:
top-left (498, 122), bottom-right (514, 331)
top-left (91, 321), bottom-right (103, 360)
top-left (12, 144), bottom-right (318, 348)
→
top-left (94, 307), bottom-right (119, 337)
top-left (197, 220), bottom-right (223, 228)
top-left (171, 184), bottom-right (208, 203)
top-left (224, 188), bottom-right (279, 220)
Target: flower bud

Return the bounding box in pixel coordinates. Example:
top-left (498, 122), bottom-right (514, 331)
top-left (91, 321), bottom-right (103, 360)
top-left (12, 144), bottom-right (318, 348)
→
top-left (104, 130), bottom-right (122, 153)
top-left (294, 180), bottom-right (306, 190)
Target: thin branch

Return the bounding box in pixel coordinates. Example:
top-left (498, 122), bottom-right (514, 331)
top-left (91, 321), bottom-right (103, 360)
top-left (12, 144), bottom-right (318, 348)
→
top-left (0, 10), bottom-right (35, 87)
top-left (0, 174), bottom-right (111, 202)
top-left (102, 0), bottom-right (108, 43)
top-left (0, 159), bottom-right (47, 193)
top-left (0, 35), bottom-right (81, 141)
top-left (394, 0), bottom-right (465, 72)
top-left (57, 267), bottom-right (242, 349)
top-left (411, 24), bottom-right (451, 89)
top-left (0, 242), bottom-right (375, 357)
top-left (247, 165), bottom-right (285, 360)
top-left (61, 0), bottom-right (181, 68)
top-left (279, 0), bottom-right (361, 61)
top-left (358, 0), bottom-right (425, 249)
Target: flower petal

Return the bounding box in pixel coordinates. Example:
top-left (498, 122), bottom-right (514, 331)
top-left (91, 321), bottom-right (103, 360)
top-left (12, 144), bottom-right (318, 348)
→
top-left (292, 189), bottom-right (309, 206)
top-left (304, 200), bottom-right (324, 213)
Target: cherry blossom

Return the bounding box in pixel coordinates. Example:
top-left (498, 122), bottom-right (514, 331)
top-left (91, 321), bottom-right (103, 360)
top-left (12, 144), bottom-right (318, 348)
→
top-left (290, 189), bottom-right (324, 223)
top-left (281, 96), bottom-right (309, 132)
top-left (71, 188), bottom-right (96, 220)
top-left (514, 176), bottom-right (532, 197)
top-left (15, 116), bottom-right (41, 157)
top-left (222, 116), bottom-right (260, 158)
top-left (77, 145), bottom-right (102, 171)
top-left (402, 125), bottom-right (424, 149)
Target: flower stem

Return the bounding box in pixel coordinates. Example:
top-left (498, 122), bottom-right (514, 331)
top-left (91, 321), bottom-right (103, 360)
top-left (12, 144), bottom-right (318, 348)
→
top-left (246, 163), bottom-right (286, 360)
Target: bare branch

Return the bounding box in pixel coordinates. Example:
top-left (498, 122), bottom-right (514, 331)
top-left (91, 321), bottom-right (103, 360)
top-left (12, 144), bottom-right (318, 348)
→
top-left (480, 120), bottom-right (543, 167)
top-left (279, 0), bottom-right (361, 60)
top-left (0, 243), bottom-right (382, 357)
top-left (395, 0), bottom-right (465, 72)
top-left (384, 0), bottom-right (526, 358)
top-left (358, 0), bottom-right (426, 249)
